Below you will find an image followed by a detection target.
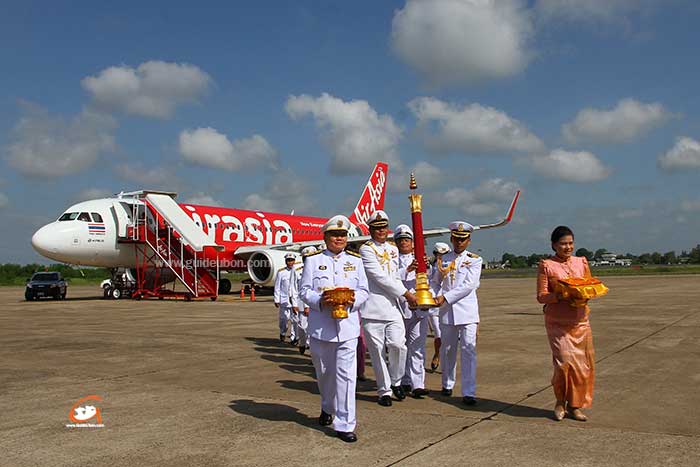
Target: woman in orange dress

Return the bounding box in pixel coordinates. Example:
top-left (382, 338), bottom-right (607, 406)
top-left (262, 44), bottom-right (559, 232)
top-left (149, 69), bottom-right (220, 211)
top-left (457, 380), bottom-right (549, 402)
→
top-left (537, 226), bottom-right (594, 422)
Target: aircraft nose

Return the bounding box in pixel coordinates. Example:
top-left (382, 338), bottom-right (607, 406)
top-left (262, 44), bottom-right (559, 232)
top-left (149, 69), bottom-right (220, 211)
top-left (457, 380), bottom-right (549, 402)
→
top-left (31, 224), bottom-right (60, 257)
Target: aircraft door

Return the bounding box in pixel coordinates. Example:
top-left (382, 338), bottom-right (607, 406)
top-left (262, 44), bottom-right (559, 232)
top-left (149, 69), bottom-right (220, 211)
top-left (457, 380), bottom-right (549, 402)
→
top-left (112, 201), bottom-right (131, 238)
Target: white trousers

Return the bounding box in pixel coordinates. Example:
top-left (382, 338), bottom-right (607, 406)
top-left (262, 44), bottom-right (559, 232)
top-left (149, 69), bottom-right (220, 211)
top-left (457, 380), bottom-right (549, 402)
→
top-left (309, 337), bottom-right (358, 432)
top-left (297, 311), bottom-right (310, 347)
top-left (362, 318), bottom-right (407, 397)
top-left (401, 315), bottom-right (429, 389)
top-left (428, 314), bottom-right (441, 339)
top-left (440, 323), bottom-right (478, 397)
top-left (278, 305), bottom-right (297, 341)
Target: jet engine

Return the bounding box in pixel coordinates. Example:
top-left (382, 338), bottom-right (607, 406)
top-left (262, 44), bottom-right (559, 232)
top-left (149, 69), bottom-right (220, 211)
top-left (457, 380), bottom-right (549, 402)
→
top-left (247, 250), bottom-right (300, 286)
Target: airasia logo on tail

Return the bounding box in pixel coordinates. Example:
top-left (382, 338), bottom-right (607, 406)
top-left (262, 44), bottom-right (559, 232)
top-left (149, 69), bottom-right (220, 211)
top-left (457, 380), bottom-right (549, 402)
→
top-left (352, 164), bottom-right (387, 228)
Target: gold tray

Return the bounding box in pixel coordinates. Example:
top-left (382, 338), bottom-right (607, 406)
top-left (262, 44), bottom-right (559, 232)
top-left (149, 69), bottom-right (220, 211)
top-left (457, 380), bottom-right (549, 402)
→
top-left (555, 277), bottom-right (609, 307)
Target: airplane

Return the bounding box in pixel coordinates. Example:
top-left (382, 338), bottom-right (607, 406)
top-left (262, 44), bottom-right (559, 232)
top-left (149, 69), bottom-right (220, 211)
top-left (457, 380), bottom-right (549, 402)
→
top-left (31, 162), bottom-right (520, 299)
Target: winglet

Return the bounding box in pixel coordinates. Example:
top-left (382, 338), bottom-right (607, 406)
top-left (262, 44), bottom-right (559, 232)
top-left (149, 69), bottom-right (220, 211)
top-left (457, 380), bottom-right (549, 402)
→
top-left (473, 190), bottom-right (521, 231)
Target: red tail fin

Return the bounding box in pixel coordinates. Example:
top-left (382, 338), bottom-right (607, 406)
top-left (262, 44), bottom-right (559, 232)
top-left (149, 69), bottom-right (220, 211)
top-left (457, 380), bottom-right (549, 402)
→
top-left (348, 162), bottom-right (388, 233)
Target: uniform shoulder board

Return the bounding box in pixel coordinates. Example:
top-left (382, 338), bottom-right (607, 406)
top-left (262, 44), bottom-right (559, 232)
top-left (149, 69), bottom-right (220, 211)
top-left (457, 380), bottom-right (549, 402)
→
top-left (306, 249), bottom-right (323, 257)
top-left (467, 252), bottom-right (480, 259)
top-left (387, 240), bottom-right (396, 246)
top-left (363, 240), bottom-right (373, 246)
top-left (345, 250), bottom-right (361, 258)
top-left (277, 267), bottom-right (287, 272)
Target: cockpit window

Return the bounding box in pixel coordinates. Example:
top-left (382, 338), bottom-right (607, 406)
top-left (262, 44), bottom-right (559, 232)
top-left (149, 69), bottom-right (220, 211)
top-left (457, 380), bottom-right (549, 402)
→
top-left (59, 212), bottom-right (79, 221)
top-left (91, 212), bottom-right (103, 223)
top-left (77, 212), bottom-right (92, 222)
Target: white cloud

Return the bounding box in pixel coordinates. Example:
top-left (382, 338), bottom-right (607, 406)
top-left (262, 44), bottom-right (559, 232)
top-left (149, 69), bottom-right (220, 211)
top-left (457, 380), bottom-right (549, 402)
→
top-left (82, 61), bottom-right (211, 119)
top-left (562, 98), bottom-right (674, 144)
top-left (73, 188), bottom-right (114, 202)
top-left (4, 102), bottom-right (116, 178)
top-left (178, 127), bottom-right (278, 172)
top-left (442, 178), bottom-right (521, 217)
top-left (529, 149), bottom-right (610, 182)
top-left (389, 161), bottom-right (445, 193)
top-left (535, 0), bottom-right (659, 23)
top-left (409, 97), bottom-right (544, 155)
top-left (285, 93), bottom-right (403, 174)
top-left (242, 168), bottom-right (313, 214)
top-left (658, 137), bottom-right (700, 171)
top-left (391, 0), bottom-right (534, 86)
top-left (0, 192), bottom-right (8, 209)
top-left (681, 199), bottom-right (700, 212)
top-left (182, 193), bottom-right (223, 207)
top-left (114, 163), bottom-right (178, 188)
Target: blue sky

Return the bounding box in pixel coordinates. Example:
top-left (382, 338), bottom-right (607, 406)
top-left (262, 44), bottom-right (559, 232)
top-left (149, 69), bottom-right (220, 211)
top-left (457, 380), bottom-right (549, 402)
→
top-left (2, 0), bottom-right (700, 264)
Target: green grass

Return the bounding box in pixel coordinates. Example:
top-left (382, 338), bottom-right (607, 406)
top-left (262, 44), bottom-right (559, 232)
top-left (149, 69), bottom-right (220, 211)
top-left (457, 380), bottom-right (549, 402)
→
top-left (482, 264), bottom-right (700, 279)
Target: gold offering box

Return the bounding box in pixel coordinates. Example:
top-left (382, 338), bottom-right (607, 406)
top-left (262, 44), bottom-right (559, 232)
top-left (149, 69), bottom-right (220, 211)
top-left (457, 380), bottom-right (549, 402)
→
top-left (556, 277), bottom-right (609, 307)
top-left (322, 287), bottom-right (355, 319)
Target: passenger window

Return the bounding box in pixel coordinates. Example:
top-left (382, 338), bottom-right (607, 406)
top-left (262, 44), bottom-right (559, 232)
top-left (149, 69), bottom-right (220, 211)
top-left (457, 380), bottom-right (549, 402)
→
top-left (78, 212), bottom-right (92, 222)
top-left (91, 213), bottom-right (103, 223)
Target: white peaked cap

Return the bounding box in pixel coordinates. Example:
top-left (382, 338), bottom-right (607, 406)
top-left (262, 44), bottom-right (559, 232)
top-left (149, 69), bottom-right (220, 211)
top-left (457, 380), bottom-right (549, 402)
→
top-left (433, 242), bottom-right (451, 254)
top-left (322, 215), bottom-right (351, 233)
top-left (393, 224), bottom-right (413, 239)
top-left (301, 246), bottom-right (318, 256)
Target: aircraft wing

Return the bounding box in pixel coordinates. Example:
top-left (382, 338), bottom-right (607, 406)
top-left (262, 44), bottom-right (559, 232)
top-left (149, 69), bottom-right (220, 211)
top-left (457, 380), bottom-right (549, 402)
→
top-left (232, 190), bottom-right (520, 257)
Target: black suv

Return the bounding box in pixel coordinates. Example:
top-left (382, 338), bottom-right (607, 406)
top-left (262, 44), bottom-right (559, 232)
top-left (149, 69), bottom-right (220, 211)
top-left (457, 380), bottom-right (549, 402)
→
top-left (25, 272), bottom-right (68, 301)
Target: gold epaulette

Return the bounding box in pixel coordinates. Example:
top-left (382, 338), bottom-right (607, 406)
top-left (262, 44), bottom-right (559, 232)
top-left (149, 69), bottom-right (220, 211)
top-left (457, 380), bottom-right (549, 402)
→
top-left (305, 249), bottom-right (323, 257)
top-left (277, 267), bottom-right (287, 272)
top-left (387, 240), bottom-right (396, 246)
top-left (362, 240), bottom-right (373, 246)
top-left (345, 250), bottom-right (361, 258)
top-left (467, 252), bottom-right (480, 258)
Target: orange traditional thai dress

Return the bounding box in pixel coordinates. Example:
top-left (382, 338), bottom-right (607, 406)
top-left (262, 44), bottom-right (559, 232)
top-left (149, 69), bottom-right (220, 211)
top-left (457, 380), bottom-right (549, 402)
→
top-left (537, 256), bottom-right (595, 408)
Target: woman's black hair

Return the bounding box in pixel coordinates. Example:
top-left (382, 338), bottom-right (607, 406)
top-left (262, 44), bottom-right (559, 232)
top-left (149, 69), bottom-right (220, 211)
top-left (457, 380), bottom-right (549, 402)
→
top-left (550, 225), bottom-right (574, 244)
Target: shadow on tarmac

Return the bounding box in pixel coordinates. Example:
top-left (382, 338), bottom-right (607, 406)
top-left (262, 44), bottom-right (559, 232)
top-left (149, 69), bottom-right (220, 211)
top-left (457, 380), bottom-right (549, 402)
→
top-left (228, 399), bottom-right (338, 438)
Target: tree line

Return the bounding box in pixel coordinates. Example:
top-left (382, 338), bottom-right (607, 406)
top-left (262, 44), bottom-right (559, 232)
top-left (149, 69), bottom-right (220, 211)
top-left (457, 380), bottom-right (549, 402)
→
top-left (0, 263), bottom-right (110, 285)
top-left (500, 244), bottom-right (700, 269)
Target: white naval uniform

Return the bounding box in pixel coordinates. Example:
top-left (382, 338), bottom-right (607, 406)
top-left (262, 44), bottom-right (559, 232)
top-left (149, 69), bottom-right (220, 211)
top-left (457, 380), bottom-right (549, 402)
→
top-left (430, 250), bottom-right (483, 397)
top-left (300, 249), bottom-right (369, 433)
top-left (359, 240), bottom-right (408, 397)
top-left (427, 263), bottom-right (442, 339)
top-left (274, 266), bottom-right (298, 341)
top-left (291, 266), bottom-right (310, 348)
top-left (398, 252), bottom-right (430, 391)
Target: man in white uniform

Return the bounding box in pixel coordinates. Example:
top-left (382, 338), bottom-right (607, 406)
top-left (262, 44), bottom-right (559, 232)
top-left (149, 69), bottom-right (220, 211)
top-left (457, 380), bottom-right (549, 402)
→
top-left (359, 211), bottom-right (417, 406)
top-left (300, 215), bottom-right (369, 443)
top-left (431, 222), bottom-right (482, 406)
top-left (394, 224), bottom-right (431, 399)
top-left (274, 252), bottom-right (299, 343)
top-left (428, 242), bottom-right (450, 371)
top-left (293, 246), bottom-right (317, 355)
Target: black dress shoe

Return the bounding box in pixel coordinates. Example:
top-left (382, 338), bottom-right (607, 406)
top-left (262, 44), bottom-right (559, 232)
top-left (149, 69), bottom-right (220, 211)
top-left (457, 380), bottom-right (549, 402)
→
top-left (412, 388), bottom-right (429, 398)
top-left (299, 345), bottom-right (306, 355)
top-left (401, 384), bottom-right (412, 394)
top-left (462, 396), bottom-right (477, 406)
top-left (357, 374), bottom-right (367, 382)
top-left (279, 334), bottom-right (285, 342)
top-left (290, 339), bottom-right (299, 346)
top-left (337, 431), bottom-right (357, 443)
top-left (391, 385), bottom-right (406, 401)
top-left (378, 395), bottom-right (393, 407)
top-left (319, 410), bottom-right (333, 426)
top-left (441, 387), bottom-right (453, 396)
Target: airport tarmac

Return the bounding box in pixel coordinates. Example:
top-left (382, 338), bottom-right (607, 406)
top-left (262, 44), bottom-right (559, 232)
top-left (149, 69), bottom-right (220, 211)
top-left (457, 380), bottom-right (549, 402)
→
top-left (1, 275), bottom-right (699, 466)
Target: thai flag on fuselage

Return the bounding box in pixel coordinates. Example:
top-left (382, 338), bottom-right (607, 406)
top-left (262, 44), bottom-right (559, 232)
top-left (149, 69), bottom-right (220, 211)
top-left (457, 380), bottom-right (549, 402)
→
top-left (88, 223), bottom-right (106, 235)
